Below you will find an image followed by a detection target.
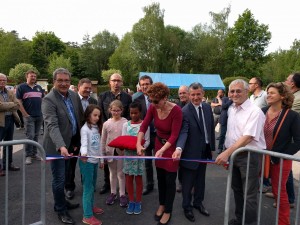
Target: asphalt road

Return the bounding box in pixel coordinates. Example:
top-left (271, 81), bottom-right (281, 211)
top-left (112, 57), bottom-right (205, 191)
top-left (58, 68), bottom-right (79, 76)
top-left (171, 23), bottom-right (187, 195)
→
top-left (0, 128), bottom-right (299, 225)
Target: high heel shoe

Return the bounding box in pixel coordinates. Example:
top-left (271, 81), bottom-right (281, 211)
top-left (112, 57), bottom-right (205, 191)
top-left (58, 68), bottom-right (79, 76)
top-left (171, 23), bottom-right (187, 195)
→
top-left (157, 213), bottom-right (172, 225)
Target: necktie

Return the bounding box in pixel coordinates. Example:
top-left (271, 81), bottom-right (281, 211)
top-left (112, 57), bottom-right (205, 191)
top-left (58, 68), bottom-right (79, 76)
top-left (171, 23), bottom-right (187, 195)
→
top-left (199, 106), bottom-right (209, 144)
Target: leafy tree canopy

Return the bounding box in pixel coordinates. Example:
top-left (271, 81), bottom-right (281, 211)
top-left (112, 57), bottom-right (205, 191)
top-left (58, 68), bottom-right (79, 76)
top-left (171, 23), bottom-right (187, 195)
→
top-left (9, 63), bottom-right (39, 84)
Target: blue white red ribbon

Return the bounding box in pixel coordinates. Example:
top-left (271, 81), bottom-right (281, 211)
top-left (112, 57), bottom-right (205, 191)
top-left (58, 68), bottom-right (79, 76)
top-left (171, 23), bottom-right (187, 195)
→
top-left (45, 155), bottom-right (227, 166)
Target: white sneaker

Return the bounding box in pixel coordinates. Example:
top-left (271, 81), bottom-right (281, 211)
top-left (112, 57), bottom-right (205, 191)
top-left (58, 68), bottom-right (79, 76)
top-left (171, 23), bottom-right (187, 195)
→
top-left (25, 157), bottom-right (32, 165)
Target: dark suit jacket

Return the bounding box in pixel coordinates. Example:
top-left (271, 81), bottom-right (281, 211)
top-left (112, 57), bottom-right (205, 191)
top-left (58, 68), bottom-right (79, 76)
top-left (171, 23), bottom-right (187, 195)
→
top-left (177, 102), bottom-right (215, 170)
top-left (42, 88), bottom-right (84, 155)
top-left (262, 107), bottom-right (300, 163)
top-left (98, 91), bottom-right (132, 121)
top-left (88, 96), bottom-right (98, 105)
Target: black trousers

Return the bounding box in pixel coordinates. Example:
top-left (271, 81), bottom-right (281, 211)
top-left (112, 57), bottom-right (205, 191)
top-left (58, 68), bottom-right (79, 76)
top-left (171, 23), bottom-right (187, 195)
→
top-left (144, 132), bottom-right (155, 188)
top-left (156, 167), bottom-right (177, 213)
top-left (181, 164), bottom-right (207, 211)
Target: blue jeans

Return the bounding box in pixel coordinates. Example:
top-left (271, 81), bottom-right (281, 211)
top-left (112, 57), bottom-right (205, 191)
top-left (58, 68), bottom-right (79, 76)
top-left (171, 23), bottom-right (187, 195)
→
top-left (51, 159), bottom-right (70, 212)
top-left (0, 115), bottom-right (15, 167)
top-left (24, 116), bottom-right (43, 157)
top-left (79, 160), bottom-right (98, 218)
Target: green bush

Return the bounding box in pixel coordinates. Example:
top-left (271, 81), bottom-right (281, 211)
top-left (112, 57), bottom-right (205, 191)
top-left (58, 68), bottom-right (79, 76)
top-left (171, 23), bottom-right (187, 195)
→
top-left (9, 63), bottom-right (39, 84)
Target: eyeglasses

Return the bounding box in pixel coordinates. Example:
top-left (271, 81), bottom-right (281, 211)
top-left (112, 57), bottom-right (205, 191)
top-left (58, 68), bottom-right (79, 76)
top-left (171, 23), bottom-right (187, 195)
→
top-left (229, 89), bottom-right (244, 94)
top-left (148, 98), bottom-right (160, 104)
top-left (248, 83), bottom-right (257, 85)
top-left (55, 79), bottom-right (71, 84)
top-left (0, 80), bottom-right (7, 82)
top-left (111, 109), bottom-right (122, 113)
top-left (110, 79), bottom-right (122, 83)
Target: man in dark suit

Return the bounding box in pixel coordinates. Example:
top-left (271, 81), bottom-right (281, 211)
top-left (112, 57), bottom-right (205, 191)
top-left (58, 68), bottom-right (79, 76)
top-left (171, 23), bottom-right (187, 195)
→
top-left (134, 75), bottom-right (155, 195)
top-left (64, 78), bottom-right (98, 200)
top-left (98, 73), bottom-right (132, 194)
top-left (175, 82), bottom-right (215, 222)
top-left (42, 68), bottom-right (84, 224)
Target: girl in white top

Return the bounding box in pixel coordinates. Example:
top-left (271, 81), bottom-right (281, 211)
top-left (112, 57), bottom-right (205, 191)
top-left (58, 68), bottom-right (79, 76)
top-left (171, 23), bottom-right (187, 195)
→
top-left (79, 104), bottom-right (104, 225)
top-left (101, 100), bottom-right (128, 207)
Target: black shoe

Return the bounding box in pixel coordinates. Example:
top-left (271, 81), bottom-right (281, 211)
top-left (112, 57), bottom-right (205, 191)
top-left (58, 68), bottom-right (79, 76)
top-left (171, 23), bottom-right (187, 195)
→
top-left (65, 190), bottom-right (74, 200)
top-left (66, 201), bottom-right (79, 210)
top-left (57, 211), bottom-right (74, 224)
top-left (194, 203), bottom-right (209, 216)
top-left (228, 219), bottom-right (242, 225)
top-left (3, 164), bottom-right (20, 171)
top-left (142, 187), bottom-right (153, 195)
top-left (99, 184), bottom-right (110, 195)
top-left (157, 213), bottom-right (172, 225)
top-left (184, 210), bottom-right (195, 222)
top-left (154, 212), bottom-right (164, 221)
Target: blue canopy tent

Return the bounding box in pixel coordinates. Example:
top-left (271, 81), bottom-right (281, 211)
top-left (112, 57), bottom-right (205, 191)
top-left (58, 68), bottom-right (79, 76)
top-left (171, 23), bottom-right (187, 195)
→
top-left (139, 72), bottom-right (225, 90)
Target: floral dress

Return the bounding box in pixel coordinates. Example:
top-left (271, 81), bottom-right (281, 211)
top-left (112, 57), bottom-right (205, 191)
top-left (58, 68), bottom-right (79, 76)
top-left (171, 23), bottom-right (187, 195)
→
top-left (122, 121), bottom-right (149, 176)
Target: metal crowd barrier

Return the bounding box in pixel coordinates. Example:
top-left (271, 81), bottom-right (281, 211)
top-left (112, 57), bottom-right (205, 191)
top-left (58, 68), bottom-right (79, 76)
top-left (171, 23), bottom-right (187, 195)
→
top-left (224, 147), bottom-right (300, 225)
top-left (1, 139), bottom-right (46, 225)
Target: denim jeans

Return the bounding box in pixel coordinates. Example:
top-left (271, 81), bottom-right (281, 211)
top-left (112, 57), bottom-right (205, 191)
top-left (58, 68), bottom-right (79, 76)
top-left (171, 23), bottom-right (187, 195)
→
top-left (79, 160), bottom-right (98, 218)
top-left (23, 115), bottom-right (43, 157)
top-left (0, 115), bottom-right (15, 167)
top-left (51, 158), bottom-right (69, 212)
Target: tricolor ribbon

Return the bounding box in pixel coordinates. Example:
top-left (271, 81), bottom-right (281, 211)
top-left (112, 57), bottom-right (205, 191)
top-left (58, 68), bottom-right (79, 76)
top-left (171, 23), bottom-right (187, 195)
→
top-left (45, 155), bottom-right (228, 166)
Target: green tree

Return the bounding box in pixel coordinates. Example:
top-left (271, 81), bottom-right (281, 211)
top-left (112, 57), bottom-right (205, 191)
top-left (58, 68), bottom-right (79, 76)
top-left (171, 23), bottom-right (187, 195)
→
top-left (9, 63), bottom-right (39, 84)
top-left (224, 9), bottom-right (271, 77)
top-left (31, 31), bottom-right (66, 77)
top-left (163, 25), bottom-right (189, 72)
top-left (64, 42), bottom-right (84, 78)
top-left (0, 29), bottom-right (32, 75)
top-left (261, 39), bottom-right (300, 83)
top-left (91, 30), bottom-right (119, 81)
top-left (48, 53), bottom-right (73, 79)
top-left (101, 69), bottom-right (122, 83)
top-left (109, 32), bottom-right (139, 85)
top-left (131, 3), bottom-right (166, 72)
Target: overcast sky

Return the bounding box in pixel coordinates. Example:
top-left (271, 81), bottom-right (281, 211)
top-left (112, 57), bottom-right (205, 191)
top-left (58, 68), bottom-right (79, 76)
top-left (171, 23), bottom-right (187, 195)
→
top-left (1, 0), bottom-right (299, 53)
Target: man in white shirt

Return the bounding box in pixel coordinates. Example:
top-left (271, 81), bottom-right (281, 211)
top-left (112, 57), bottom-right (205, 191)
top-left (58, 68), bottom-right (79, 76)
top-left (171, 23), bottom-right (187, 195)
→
top-left (216, 79), bottom-right (266, 225)
top-left (249, 77), bottom-right (267, 108)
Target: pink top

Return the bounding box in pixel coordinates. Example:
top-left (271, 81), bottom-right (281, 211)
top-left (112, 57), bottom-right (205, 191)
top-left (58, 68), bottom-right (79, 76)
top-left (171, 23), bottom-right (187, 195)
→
top-left (101, 117), bottom-right (127, 162)
top-left (140, 104), bottom-right (183, 172)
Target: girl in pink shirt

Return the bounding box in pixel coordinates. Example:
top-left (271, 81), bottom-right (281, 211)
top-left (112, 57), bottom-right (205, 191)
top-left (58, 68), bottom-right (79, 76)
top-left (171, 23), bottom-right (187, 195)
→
top-left (101, 100), bottom-right (128, 207)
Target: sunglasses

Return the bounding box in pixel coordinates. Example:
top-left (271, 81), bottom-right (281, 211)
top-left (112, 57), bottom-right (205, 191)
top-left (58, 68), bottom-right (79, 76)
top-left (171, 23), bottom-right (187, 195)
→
top-left (148, 98), bottom-right (160, 104)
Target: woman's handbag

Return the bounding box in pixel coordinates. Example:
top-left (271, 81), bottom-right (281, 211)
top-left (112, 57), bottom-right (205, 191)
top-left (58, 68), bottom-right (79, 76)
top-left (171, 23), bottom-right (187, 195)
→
top-left (264, 109), bottom-right (289, 178)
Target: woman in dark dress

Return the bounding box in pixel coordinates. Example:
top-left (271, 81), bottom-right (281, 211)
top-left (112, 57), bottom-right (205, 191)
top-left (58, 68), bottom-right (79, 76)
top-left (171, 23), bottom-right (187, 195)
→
top-left (137, 82), bottom-right (183, 225)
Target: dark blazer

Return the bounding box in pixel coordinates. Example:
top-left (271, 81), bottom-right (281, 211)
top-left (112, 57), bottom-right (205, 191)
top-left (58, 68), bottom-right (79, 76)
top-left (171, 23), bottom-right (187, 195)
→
top-left (262, 107), bottom-right (300, 163)
top-left (219, 97), bottom-right (233, 125)
top-left (98, 91), bottom-right (132, 121)
top-left (177, 102), bottom-right (215, 170)
top-left (88, 96), bottom-right (98, 105)
top-left (42, 88), bottom-right (84, 155)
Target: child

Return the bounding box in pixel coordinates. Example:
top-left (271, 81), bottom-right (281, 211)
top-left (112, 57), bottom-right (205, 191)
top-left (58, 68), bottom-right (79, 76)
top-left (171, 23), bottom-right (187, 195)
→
top-left (80, 104), bottom-right (104, 225)
top-left (101, 100), bottom-right (128, 207)
top-left (122, 102), bottom-right (150, 215)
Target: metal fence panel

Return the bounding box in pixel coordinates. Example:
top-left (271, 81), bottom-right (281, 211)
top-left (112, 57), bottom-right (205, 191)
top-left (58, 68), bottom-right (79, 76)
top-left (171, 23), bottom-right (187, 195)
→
top-left (1, 139), bottom-right (46, 225)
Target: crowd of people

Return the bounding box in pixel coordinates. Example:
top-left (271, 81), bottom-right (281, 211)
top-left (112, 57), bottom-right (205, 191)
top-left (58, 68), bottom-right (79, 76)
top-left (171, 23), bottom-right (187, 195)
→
top-left (1, 69), bottom-right (300, 225)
